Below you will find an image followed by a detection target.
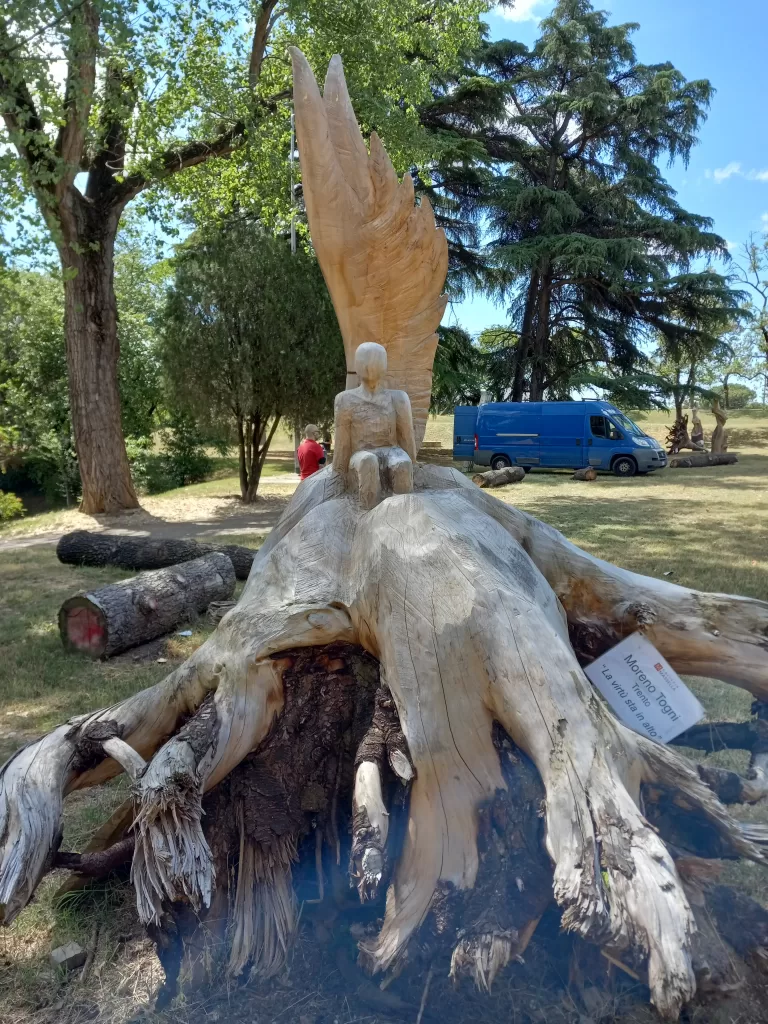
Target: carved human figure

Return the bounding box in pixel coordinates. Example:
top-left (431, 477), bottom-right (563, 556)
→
top-left (690, 406), bottom-right (705, 450)
top-left (332, 342), bottom-right (416, 509)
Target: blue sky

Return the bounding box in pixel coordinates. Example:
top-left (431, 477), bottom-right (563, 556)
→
top-left (449, 0), bottom-right (768, 336)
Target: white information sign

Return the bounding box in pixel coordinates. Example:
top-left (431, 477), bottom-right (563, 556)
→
top-left (584, 632), bottom-right (703, 743)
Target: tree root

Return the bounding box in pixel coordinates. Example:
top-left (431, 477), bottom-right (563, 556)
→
top-left (3, 470), bottom-right (768, 1021)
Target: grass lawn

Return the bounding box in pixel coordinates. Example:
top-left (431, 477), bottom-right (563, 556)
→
top-left (0, 412), bottom-right (767, 1021)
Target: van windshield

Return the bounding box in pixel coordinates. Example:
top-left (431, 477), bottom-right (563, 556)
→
top-left (606, 410), bottom-right (646, 436)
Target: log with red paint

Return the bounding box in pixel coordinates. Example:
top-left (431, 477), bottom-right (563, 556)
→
top-left (58, 553), bottom-right (236, 658)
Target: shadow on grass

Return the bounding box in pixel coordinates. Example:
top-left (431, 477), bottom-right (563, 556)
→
top-left (519, 491), bottom-right (768, 598)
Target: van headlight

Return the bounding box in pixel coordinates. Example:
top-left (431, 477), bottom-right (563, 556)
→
top-left (632, 437), bottom-right (651, 447)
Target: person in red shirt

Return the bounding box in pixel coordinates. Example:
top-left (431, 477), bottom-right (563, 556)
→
top-left (297, 424), bottom-right (327, 480)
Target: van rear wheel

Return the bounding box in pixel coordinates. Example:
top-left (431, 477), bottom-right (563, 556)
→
top-left (612, 456), bottom-right (637, 478)
top-left (490, 454), bottom-right (512, 471)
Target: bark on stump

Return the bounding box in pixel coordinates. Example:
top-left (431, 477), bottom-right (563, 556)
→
top-left (669, 453), bottom-right (738, 469)
top-left (58, 553), bottom-right (235, 658)
top-left (572, 467), bottom-right (597, 481)
top-left (57, 531), bottom-right (256, 580)
top-left (472, 466), bottom-right (526, 488)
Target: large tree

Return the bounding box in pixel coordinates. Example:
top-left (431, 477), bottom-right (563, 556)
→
top-left (161, 220), bottom-right (344, 502)
top-left (0, 0), bottom-right (489, 512)
top-left (421, 0), bottom-right (742, 402)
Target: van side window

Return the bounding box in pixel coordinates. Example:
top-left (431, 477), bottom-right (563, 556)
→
top-left (591, 416), bottom-right (622, 441)
top-left (590, 416), bottom-right (607, 437)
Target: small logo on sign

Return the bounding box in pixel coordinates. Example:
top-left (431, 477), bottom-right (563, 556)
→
top-left (654, 663), bottom-right (663, 671)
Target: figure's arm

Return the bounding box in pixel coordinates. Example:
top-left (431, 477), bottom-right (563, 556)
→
top-left (332, 394), bottom-right (352, 475)
top-left (394, 391), bottom-right (417, 463)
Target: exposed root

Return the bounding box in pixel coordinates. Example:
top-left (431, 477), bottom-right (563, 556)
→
top-left (132, 762), bottom-right (214, 925)
top-left (640, 736), bottom-right (768, 861)
top-left (351, 685), bottom-right (412, 902)
top-left (0, 728), bottom-right (74, 924)
top-left (450, 932), bottom-right (518, 992)
top-left (352, 764), bottom-right (388, 902)
top-left (229, 813), bottom-right (298, 978)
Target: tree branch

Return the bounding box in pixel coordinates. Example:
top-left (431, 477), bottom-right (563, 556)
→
top-left (0, 19), bottom-right (59, 196)
top-left (55, 0), bottom-right (99, 189)
top-left (115, 121), bottom-right (247, 202)
top-left (86, 62), bottom-right (137, 201)
top-left (112, 87), bottom-right (289, 204)
top-left (249, 0), bottom-right (280, 90)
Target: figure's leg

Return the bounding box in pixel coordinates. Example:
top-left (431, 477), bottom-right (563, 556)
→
top-left (386, 447), bottom-right (413, 495)
top-left (349, 450), bottom-right (381, 510)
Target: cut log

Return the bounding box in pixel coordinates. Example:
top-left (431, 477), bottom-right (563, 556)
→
top-left (56, 530), bottom-right (256, 580)
top-left (471, 466), bottom-right (526, 488)
top-left (58, 553), bottom-right (235, 658)
top-left (669, 453), bottom-right (738, 469)
top-left (572, 467), bottom-right (597, 481)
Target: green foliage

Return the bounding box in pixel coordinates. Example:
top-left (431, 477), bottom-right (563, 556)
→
top-left (431, 326), bottom-right (485, 412)
top-left (0, 490), bottom-right (24, 521)
top-left (126, 417), bottom-right (212, 495)
top-left (423, 0), bottom-right (743, 401)
top-left (161, 217), bottom-right (344, 500)
top-left (0, 269), bottom-right (79, 503)
top-left (113, 230), bottom-right (166, 439)
top-left (0, 249), bottom-right (162, 505)
top-left (0, 0), bottom-right (491, 258)
top-left (711, 383), bottom-right (756, 409)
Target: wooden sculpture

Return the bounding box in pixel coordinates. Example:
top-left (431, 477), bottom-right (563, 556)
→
top-left (291, 48), bottom-right (447, 452)
top-left (711, 397), bottom-right (729, 453)
top-left (2, 51), bottom-right (768, 1024)
top-left (332, 342), bottom-right (417, 509)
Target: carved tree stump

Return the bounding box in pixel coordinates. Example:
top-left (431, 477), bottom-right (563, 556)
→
top-left (57, 530), bottom-right (256, 580)
top-left (572, 467), bottom-right (597, 481)
top-left (472, 466), bottom-right (526, 488)
top-left (58, 553), bottom-right (235, 658)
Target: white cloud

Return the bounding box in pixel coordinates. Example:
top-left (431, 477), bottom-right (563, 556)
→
top-left (709, 162), bottom-right (768, 185)
top-left (713, 162), bottom-right (741, 184)
top-left (761, 212), bottom-right (768, 227)
top-left (494, 0), bottom-right (553, 22)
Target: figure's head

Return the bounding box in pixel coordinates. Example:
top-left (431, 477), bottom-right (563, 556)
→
top-left (355, 342), bottom-right (387, 388)
top-left (304, 423), bottom-right (320, 440)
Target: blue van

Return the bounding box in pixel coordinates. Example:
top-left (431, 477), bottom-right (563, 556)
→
top-left (453, 401), bottom-right (666, 477)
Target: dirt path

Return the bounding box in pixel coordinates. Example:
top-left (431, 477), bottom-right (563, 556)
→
top-left (0, 489), bottom-right (294, 552)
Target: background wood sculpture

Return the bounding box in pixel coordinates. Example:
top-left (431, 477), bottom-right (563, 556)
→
top-left (2, 50), bottom-right (768, 1024)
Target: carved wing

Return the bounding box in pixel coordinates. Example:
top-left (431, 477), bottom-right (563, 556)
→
top-left (290, 48), bottom-right (449, 451)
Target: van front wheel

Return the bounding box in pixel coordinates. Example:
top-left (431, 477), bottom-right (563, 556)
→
top-left (490, 454), bottom-right (512, 471)
top-left (612, 456), bottom-right (637, 478)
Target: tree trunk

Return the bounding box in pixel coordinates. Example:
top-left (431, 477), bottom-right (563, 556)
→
top-left (237, 415), bottom-right (248, 499)
top-left (58, 192), bottom-right (139, 514)
top-left (511, 270), bottom-right (539, 402)
top-left (58, 552), bottom-right (235, 657)
top-left (572, 466), bottom-right (597, 481)
top-left (528, 263), bottom-right (551, 402)
top-left (723, 374), bottom-right (730, 409)
top-left (56, 530), bottom-right (256, 579)
top-left (471, 466), bottom-right (526, 488)
top-left (669, 452), bottom-right (738, 469)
